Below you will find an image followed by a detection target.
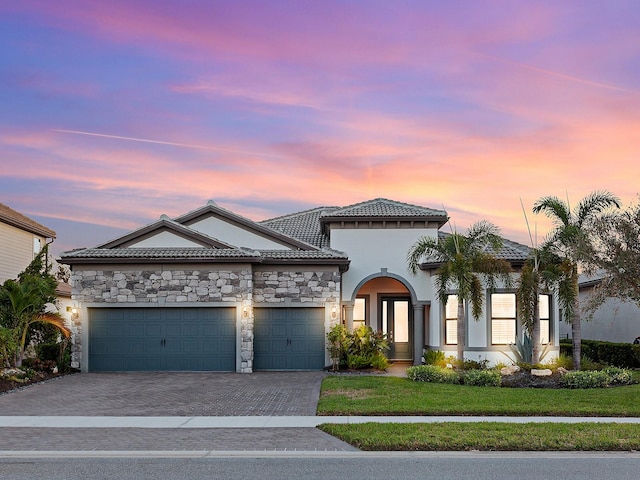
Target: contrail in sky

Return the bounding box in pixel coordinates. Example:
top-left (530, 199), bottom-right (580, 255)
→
top-left (52, 129), bottom-right (282, 158)
top-left (480, 54), bottom-right (637, 95)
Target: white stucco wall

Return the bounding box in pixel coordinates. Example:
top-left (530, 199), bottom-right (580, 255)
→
top-left (330, 227), bottom-right (437, 303)
top-left (566, 291), bottom-right (640, 343)
top-left (187, 217), bottom-right (290, 250)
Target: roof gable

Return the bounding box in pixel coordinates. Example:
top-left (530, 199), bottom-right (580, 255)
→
top-left (98, 216), bottom-right (234, 249)
top-left (0, 202), bottom-right (56, 238)
top-left (173, 201), bottom-right (317, 251)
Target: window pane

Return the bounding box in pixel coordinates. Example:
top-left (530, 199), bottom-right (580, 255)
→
top-left (540, 319), bottom-right (550, 344)
top-left (492, 319), bottom-right (516, 344)
top-left (446, 319), bottom-right (457, 344)
top-left (492, 294), bottom-right (516, 318)
top-left (354, 298), bottom-right (366, 322)
top-left (394, 301), bottom-right (409, 343)
top-left (538, 295), bottom-right (550, 319)
top-left (382, 301), bottom-right (388, 334)
top-left (445, 295), bottom-right (458, 319)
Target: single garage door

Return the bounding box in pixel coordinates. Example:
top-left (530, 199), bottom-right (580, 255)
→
top-left (254, 307), bottom-right (325, 370)
top-left (89, 307), bottom-right (236, 372)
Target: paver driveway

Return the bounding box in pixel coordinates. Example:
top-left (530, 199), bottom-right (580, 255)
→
top-left (0, 372), bottom-right (325, 416)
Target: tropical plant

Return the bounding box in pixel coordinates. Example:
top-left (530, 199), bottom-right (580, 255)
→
top-left (0, 247), bottom-right (71, 367)
top-left (406, 364), bottom-right (461, 384)
top-left (533, 191), bottom-right (620, 370)
top-left (326, 324), bottom-right (389, 370)
top-left (407, 221), bottom-right (513, 362)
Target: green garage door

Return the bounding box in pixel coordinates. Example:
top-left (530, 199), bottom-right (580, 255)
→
top-left (254, 308), bottom-right (326, 370)
top-left (89, 307), bottom-right (236, 372)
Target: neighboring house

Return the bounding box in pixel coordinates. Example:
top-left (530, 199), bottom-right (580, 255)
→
top-left (61, 198), bottom-right (560, 373)
top-left (560, 276), bottom-right (640, 343)
top-left (0, 202), bottom-right (75, 331)
top-left (0, 202), bottom-right (56, 284)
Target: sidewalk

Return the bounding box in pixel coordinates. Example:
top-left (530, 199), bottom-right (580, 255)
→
top-left (2, 415), bottom-right (640, 428)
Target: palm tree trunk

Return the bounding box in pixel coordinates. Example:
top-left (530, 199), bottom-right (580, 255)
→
top-left (571, 267), bottom-right (581, 371)
top-left (531, 292), bottom-right (541, 365)
top-left (457, 300), bottom-right (465, 364)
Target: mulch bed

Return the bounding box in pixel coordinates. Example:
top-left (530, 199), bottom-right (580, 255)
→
top-left (500, 371), bottom-right (566, 388)
top-left (0, 371), bottom-right (72, 395)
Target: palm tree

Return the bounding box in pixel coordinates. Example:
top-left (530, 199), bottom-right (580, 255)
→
top-left (407, 221), bottom-right (513, 363)
top-left (533, 191), bottom-right (620, 370)
top-left (0, 278), bottom-right (70, 367)
top-left (0, 246), bottom-right (70, 367)
top-left (516, 247), bottom-right (572, 365)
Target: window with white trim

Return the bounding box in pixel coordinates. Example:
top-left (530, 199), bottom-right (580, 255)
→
top-left (444, 295), bottom-right (458, 345)
top-left (539, 294), bottom-right (551, 344)
top-left (491, 293), bottom-right (517, 345)
top-left (353, 297), bottom-right (367, 329)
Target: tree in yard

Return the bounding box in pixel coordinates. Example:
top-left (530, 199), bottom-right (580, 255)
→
top-left (0, 246), bottom-right (70, 367)
top-left (532, 191), bottom-right (620, 370)
top-left (407, 221), bottom-right (513, 363)
top-left (583, 200), bottom-right (640, 313)
top-left (516, 247), bottom-right (573, 365)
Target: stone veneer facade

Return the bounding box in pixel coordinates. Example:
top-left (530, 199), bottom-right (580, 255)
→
top-left (70, 265), bottom-right (341, 373)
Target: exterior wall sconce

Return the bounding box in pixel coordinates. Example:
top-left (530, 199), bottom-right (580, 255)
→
top-left (330, 304), bottom-right (338, 320)
top-left (242, 305), bottom-right (253, 318)
top-left (67, 305), bottom-right (79, 319)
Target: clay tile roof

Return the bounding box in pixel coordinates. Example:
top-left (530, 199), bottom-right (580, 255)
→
top-left (260, 206), bottom-right (338, 248)
top-left (321, 198), bottom-right (448, 220)
top-left (0, 202), bottom-right (56, 238)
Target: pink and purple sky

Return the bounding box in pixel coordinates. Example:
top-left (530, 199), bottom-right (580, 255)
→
top-left (2, 1), bottom-right (639, 256)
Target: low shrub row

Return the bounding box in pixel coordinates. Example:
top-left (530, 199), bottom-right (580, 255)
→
top-left (560, 339), bottom-right (640, 368)
top-left (407, 364), bottom-right (635, 389)
top-left (561, 367), bottom-right (634, 388)
top-left (406, 365), bottom-right (501, 387)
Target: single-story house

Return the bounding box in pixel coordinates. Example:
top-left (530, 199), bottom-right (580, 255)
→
top-left (559, 275), bottom-right (640, 344)
top-left (61, 198), bottom-right (560, 372)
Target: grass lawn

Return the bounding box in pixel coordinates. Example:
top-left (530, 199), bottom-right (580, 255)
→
top-left (318, 376), bottom-right (640, 416)
top-left (318, 422), bottom-right (640, 451)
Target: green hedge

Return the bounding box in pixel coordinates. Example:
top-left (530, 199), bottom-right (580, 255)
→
top-left (560, 339), bottom-right (640, 368)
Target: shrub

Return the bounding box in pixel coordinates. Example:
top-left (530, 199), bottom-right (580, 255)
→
top-left (35, 342), bottom-right (62, 362)
top-left (407, 365), bottom-right (461, 384)
top-left (21, 358), bottom-right (57, 372)
top-left (423, 350), bottom-right (445, 365)
top-left (560, 339), bottom-right (640, 368)
top-left (370, 352), bottom-right (389, 371)
top-left (602, 366), bottom-right (634, 386)
top-left (561, 370), bottom-right (610, 389)
top-left (462, 359), bottom-right (489, 371)
top-left (327, 324), bottom-right (390, 370)
top-left (346, 354), bottom-right (371, 370)
top-left (463, 369), bottom-right (501, 387)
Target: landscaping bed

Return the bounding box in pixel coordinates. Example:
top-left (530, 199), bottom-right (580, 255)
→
top-left (0, 369), bottom-right (73, 395)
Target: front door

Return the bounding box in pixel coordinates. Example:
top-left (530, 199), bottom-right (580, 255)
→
top-left (381, 297), bottom-right (412, 361)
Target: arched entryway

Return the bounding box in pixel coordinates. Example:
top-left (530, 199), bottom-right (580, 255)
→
top-left (344, 274), bottom-right (426, 365)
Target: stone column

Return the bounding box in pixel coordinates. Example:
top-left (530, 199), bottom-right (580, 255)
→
top-left (413, 304), bottom-right (425, 366)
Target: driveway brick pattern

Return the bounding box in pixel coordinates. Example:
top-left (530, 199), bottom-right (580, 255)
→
top-left (0, 372), bottom-right (325, 416)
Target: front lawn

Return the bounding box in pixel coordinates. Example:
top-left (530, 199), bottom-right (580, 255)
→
top-left (318, 376), bottom-right (640, 416)
top-left (318, 422), bottom-right (640, 451)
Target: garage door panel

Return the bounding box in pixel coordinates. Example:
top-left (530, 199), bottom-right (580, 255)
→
top-left (254, 308), bottom-right (326, 371)
top-left (89, 307), bottom-right (236, 372)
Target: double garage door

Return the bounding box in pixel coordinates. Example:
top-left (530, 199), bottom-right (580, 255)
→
top-left (88, 307), bottom-right (326, 372)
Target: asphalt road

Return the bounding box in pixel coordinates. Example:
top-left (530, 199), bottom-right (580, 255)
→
top-left (1, 452), bottom-right (639, 480)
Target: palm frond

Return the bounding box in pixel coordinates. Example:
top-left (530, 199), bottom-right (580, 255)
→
top-left (532, 196), bottom-right (571, 227)
top-left (575, 190), bottom-right (621, 228)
